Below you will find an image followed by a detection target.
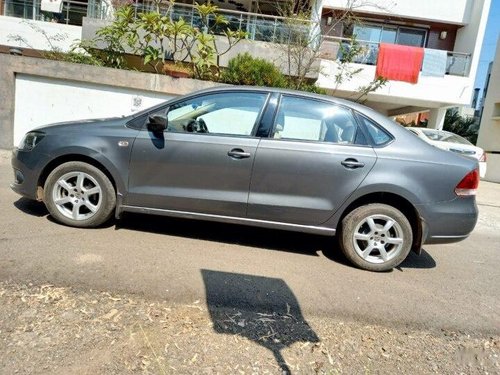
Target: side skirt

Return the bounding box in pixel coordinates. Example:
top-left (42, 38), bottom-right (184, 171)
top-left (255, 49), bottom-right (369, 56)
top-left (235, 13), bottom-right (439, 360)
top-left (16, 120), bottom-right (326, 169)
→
top-left (120, 205), bottom-right (336, 236)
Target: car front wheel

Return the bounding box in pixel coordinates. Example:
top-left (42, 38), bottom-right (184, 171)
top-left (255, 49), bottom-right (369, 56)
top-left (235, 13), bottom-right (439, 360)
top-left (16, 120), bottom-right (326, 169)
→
top-left (340, 204), bottom-right (412, 272)
top-left (43, 161), bottom-right (116, 228)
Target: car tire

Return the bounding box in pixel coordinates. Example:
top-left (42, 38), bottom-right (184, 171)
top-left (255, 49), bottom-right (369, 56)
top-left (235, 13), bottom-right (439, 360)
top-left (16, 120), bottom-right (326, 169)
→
top-left (339, 204), bottom-right (412, 272)
top-left (43, 161), bottom-right (116, 228)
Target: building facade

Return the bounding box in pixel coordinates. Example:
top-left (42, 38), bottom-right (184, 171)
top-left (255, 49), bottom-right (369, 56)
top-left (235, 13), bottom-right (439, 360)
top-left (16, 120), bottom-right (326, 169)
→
top-left (0, 0), bottom-right (492, 129)
top-left (316, 0), bottom-right (491, 128)
top-left (477, 37), bottom-right (500, 182)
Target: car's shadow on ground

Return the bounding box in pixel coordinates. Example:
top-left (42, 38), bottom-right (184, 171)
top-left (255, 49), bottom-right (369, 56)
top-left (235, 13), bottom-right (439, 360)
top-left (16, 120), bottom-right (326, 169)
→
top-left (118, 212), bottom-right (330, 258)
top-left (397, 249), bottom-right (436, 270)
top-left (13, 198), bottom-right (437, 270)
top-left (118, 213), bottom-right (437, 270)
top-left (14, 198), bottom-right (48, 217)
top-left (13, 198), bottom-right (117, 228)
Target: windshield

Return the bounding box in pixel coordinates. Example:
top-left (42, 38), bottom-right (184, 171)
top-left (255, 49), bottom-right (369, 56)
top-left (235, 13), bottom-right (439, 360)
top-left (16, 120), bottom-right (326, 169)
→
top-left (421, 129), bottom-right (472, 145)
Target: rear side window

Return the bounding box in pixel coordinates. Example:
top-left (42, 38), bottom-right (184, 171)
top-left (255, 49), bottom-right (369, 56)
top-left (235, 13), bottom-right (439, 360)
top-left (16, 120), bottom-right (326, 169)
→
top-left (272, 96), bottom-right (358, 144)
top-left (357, 115), bottom-right (392, 145)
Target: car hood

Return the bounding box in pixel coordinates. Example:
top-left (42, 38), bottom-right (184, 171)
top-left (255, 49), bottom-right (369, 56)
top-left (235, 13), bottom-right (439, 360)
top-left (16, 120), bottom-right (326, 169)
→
top-left (32, 117), bottom-right (129, 133)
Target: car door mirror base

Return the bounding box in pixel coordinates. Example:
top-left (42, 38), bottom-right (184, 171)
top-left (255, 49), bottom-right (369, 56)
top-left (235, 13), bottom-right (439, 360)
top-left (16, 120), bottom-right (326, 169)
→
top-left (147, 115), bottom-right (168, 134)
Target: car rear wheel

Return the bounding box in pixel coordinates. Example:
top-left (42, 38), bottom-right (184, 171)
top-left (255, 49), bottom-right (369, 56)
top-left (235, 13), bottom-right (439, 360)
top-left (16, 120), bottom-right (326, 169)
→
top-left (44, 162), bottom-right (116, 228)
top-left (340, 204), bottom-right (412, 271)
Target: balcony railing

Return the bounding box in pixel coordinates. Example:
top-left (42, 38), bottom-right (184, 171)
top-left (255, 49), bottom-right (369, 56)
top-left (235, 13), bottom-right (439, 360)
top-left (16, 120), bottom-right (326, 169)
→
top-left (3, 0), bottom-right (98, 25)
top-left (106, 1), bottom-right (311, 44)
top-left (3, 0), bottom-right (310, 41)
top-left (320, 36), bottom-right (471, 77)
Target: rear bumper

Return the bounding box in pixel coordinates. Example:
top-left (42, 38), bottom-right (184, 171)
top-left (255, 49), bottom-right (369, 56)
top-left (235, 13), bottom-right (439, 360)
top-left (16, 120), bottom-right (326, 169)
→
top-left (417, 197), bottom-right (478, 245)
top-left (479, 161), bottom-right (487, 179)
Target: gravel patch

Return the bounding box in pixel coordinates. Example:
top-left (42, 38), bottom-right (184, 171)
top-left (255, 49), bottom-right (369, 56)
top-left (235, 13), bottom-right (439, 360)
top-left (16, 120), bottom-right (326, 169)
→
top-left (1, 282), bottom-right (498, 374)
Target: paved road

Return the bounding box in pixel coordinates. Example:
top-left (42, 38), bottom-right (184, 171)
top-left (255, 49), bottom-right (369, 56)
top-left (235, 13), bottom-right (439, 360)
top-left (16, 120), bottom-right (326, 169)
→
top-left (1, 153), bottom-right (499, 335)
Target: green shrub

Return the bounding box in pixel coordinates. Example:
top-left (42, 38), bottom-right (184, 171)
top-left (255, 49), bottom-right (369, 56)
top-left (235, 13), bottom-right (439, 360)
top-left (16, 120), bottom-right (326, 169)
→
top-left (222, 53), bottom-right (287, 88)
top-left (222, 53), bottom-right (326, 94)
top-left (297, 83), bottom-right (327, 95)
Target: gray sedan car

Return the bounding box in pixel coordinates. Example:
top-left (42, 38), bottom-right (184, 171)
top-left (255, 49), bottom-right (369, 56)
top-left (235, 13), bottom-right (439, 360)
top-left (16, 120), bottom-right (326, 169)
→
top-left (11, 87), bottom-right (479, 271)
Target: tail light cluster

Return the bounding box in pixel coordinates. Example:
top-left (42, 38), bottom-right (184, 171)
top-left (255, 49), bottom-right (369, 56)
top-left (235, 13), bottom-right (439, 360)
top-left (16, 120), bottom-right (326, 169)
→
top-left (455, 169), bottom-right (479, 196)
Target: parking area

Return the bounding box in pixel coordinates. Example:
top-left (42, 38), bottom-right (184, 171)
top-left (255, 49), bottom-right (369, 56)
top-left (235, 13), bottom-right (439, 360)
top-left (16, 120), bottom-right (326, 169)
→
top-left (1, 150), bottom-right (499, 331)
top-left (0, 151), bottom-right (499, 373)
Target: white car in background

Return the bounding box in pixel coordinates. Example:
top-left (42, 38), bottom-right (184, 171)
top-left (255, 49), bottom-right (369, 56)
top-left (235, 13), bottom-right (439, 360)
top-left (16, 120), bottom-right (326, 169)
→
top-left (408, 127), bottom-right (487, 178)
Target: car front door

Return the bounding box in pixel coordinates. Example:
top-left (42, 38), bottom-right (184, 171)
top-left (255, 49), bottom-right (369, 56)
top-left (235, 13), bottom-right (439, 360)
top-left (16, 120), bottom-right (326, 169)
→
top-left (126, 91), bottom-right (269, 217)
top-left (248, 95), bottom-right (377, 226)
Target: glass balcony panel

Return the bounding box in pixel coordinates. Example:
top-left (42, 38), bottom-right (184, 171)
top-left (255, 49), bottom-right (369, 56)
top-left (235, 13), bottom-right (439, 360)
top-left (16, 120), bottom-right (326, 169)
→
top-left (446, 54), bottom-right (469, 77)
top-left (253, 19), bottom-right (276, 42)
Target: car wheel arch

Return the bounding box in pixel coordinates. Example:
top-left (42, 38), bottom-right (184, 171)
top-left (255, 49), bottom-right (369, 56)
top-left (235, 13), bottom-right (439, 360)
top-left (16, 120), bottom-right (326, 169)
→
top-left (37, 154), bottom-right (120, 200)
top-left (336, 192), bottom-right (423, 255)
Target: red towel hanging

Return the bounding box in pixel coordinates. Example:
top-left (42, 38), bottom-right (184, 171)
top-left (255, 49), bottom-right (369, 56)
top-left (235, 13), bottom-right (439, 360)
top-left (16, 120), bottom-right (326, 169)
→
top-left (375, 43), bottom-right (424, 84)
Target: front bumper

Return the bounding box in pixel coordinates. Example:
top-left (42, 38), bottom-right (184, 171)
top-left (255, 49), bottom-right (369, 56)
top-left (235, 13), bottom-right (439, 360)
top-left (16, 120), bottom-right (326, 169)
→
top-left (11, 148), bottom-right (50, 200)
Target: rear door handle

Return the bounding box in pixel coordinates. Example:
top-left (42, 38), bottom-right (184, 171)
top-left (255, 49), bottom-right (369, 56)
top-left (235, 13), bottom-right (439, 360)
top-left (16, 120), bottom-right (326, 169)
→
top-left (341, 158), bottom-right (365, 169)
top-left (228, 148), bottom-right (251, 159)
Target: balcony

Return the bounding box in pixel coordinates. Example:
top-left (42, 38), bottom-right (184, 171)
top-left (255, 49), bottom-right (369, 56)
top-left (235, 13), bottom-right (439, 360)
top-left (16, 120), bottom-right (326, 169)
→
top-left (3, 0), bottom-right (313, 42)
top-left (322, 0), bottom-right (472, 25)
top-left (118, 0), bottom-right (310, 44)
top-left (317, 40), bottom-right (475, 109)
top-left (320, 36), bottom-right (472, 77)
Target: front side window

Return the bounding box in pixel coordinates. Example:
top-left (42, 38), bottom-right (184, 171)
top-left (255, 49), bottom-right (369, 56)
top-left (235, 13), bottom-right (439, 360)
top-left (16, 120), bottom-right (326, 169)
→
top-left (272, 96), bottom-right (358, 144)
top-left (151, 92), bottom-right (268, 136)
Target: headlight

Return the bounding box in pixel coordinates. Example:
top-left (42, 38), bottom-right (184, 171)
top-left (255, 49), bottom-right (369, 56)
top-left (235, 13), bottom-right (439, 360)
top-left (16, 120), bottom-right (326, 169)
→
top-left (18, 131), bottom-right (45, 151)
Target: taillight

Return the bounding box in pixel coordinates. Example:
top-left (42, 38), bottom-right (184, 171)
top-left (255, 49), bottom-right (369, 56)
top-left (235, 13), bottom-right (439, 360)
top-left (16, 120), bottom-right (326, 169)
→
top-left (479, 152), bottom-right (487, 162)
top-left (455, 169), bottom-right (479, 196)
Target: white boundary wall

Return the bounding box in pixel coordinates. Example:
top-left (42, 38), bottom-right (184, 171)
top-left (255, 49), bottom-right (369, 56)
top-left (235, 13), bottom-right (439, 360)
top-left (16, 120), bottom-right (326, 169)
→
top-left (13, 74), bottom-right (174, 145)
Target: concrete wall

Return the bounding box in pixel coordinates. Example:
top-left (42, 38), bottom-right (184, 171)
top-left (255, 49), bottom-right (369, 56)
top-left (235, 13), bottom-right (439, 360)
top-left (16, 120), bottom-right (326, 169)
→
top-left (0, 16), bottom-right (82, 52)
top-left (454, 0), bottom-right (491, 86)
top-left (13, 75), bottom-right (174, 145)
top-left (0, 54), bottom-right (223, 149)
top-left (320, 0), bottom-right (473, 25)
top-left (477, 38), bottom-right (500, 183)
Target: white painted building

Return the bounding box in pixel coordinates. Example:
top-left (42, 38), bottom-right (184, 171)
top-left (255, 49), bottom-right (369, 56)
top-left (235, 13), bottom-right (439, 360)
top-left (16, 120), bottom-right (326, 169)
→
top-left (477, 37), bottom-right (500, 183)
top-left (317, 0), bottom-right (492, 128)
top-left (0, 0), bottom-right (492, 129)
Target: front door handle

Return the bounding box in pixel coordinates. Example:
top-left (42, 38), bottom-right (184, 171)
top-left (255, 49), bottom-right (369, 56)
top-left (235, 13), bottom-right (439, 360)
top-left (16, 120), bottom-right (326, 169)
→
top-left (228, 148), bottom-right (251, 159)
top-left (341, 158), bottom-right (365, 169)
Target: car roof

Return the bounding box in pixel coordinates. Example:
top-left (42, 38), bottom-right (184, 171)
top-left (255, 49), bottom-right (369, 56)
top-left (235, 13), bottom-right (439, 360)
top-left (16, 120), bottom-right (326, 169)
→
top-left (190, 85), bottom-right (368, 110)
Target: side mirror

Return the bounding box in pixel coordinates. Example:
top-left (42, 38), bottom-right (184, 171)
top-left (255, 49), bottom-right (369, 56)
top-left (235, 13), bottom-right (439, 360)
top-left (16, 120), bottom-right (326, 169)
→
top-left (147, 115), bottom-right (167, 133)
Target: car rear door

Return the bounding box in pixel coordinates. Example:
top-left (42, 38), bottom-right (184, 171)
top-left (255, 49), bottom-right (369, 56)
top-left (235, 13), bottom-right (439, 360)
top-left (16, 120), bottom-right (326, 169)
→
top-left (247, 94), bottom-right (377, 226)
top-left (126, 91), bottom-right (269, 217)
